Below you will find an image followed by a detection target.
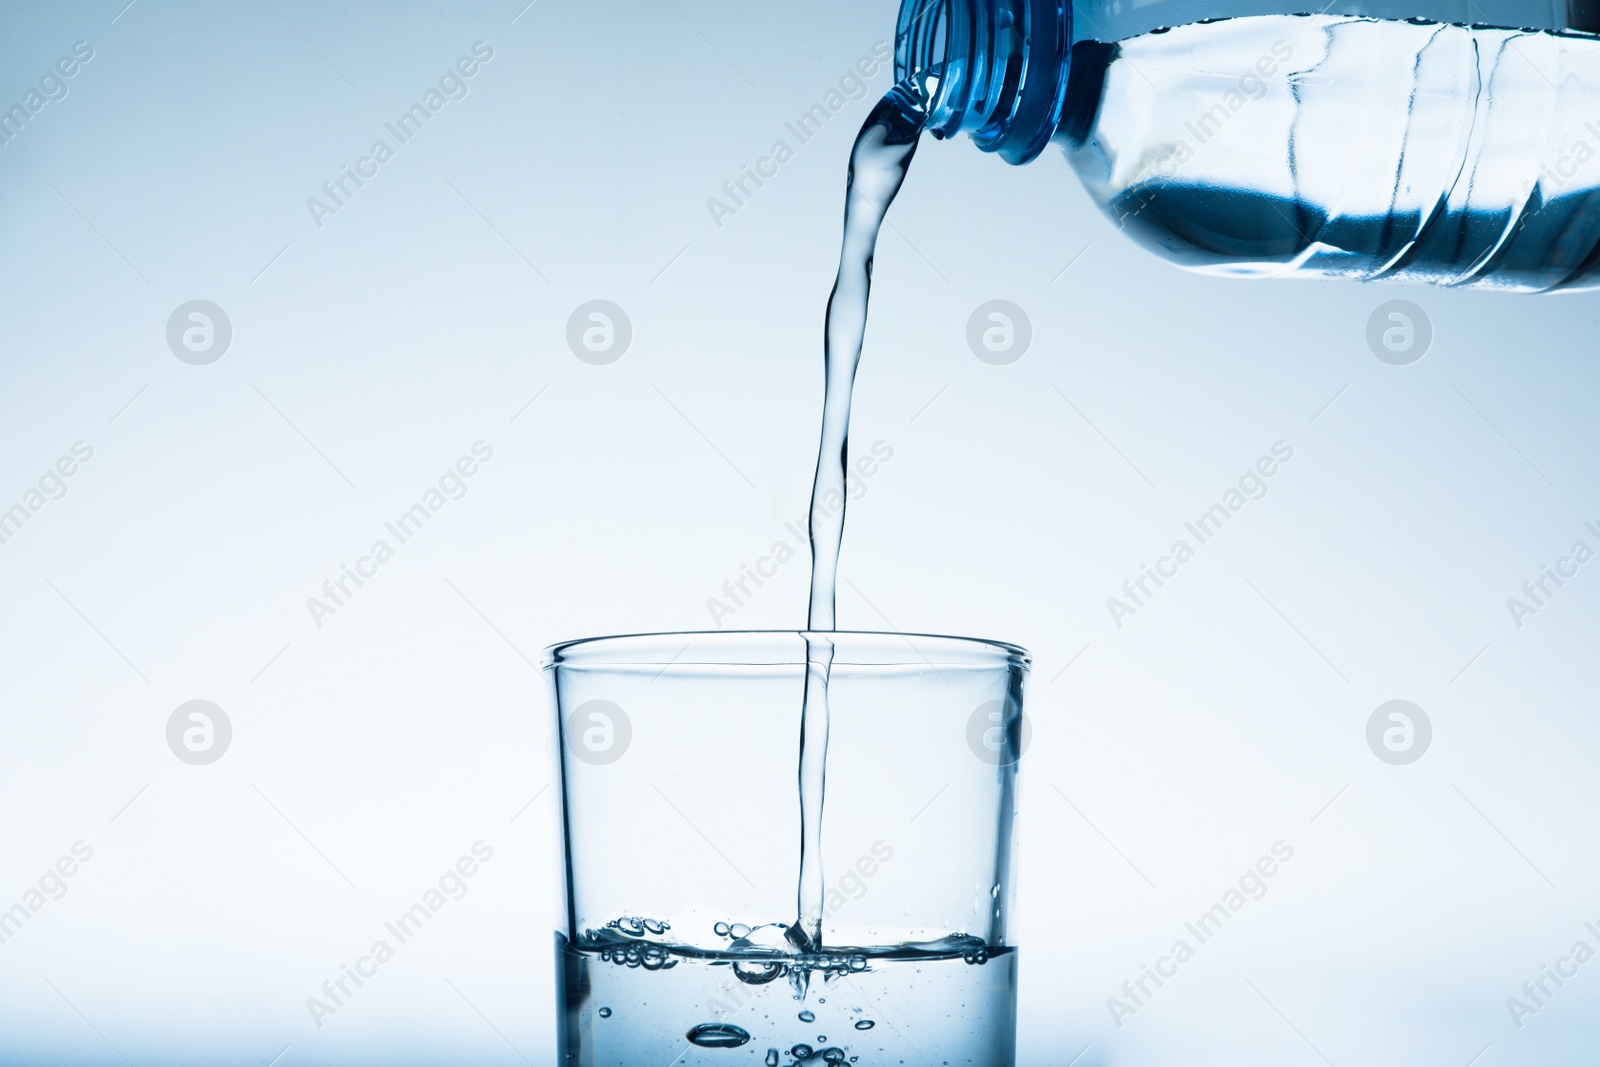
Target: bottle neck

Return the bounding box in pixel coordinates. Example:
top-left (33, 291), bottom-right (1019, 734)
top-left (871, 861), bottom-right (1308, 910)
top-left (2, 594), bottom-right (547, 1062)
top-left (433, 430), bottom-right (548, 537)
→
top-left (894, 0), bottom-right (1073, 165)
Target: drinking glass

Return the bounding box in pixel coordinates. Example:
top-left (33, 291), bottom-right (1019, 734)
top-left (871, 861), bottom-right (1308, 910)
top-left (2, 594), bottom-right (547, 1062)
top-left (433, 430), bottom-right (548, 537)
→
top-left (544, 630), bottom-right (1031, 1066)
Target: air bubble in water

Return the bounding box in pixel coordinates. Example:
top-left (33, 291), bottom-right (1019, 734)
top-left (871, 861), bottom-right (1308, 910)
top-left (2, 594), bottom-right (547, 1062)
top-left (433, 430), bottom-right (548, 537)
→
top-left (798, 1010), bottom-right (815, 1023)
top-left (791, 1044), bottom-right (815, 1059)
top-left (729, 923), bottom-right (752, 939)
top-left (733, 960), bottom-right (785, 985)
top-left (854, 1019), bottom-right (874, 1030)
top-left (687, 1023), bottom-right (751, 1048)
top-left (714, 921), bottom-right (731, 937)
top-left (597, 1007), bottom-right (611, 1018)
top-left (766, 1050), bottom-right (779, 1067)
top-left (821, 1049), bottom-right (846, 1064)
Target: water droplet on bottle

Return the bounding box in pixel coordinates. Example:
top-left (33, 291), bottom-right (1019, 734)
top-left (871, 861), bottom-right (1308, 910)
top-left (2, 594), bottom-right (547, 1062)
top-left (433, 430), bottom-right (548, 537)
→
top-left (687, 1023), bottom-right (752, 1048)
top-left (854, 1019), bottom-right (875, 1030)
top-left (596, 1007), bottom-right (611, 1018)
top-left (798, 1010), bottom-right (815, 1023)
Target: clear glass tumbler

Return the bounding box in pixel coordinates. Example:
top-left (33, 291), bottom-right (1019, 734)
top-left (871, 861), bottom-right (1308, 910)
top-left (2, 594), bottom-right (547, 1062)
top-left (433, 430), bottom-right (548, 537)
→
top-left (543, 630), bottom-right (1031, 1066)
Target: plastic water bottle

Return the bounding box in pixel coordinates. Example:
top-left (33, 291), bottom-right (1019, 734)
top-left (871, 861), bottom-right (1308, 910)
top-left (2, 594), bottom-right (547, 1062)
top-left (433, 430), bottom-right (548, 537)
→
top-left (895, 0), bottom-right (1600, 291)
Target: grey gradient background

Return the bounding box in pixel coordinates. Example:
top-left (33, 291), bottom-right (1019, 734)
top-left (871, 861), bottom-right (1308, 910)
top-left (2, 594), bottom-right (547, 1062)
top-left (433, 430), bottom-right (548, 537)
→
top-left (2, 0), bottom-right (1599, 1064)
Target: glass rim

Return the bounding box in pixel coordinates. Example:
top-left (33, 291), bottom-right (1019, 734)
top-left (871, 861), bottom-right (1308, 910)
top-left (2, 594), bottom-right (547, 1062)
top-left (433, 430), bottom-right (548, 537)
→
top-left (542, 630), bottom-right (1031, 671)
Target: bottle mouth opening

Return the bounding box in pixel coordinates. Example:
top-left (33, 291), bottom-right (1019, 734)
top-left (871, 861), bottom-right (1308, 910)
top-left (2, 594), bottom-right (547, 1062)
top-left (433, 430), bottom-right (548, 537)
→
top-left (894, 0), bottom-right (1072, 164)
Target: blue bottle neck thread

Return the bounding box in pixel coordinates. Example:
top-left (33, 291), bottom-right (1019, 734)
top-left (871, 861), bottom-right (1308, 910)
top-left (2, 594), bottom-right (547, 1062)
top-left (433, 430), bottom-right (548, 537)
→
top-left (894, 0), bottom-right (1073, 164)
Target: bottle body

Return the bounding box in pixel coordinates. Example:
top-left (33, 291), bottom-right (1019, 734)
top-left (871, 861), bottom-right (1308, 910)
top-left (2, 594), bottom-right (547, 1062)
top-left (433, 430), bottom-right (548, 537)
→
top-left (898, 1), bottom-right (1600, 291)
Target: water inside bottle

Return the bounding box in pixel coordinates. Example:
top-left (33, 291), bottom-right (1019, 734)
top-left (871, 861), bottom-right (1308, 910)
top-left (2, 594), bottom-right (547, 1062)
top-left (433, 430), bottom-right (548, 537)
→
top-left (1069, 14), bottom-right (1600, 290)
